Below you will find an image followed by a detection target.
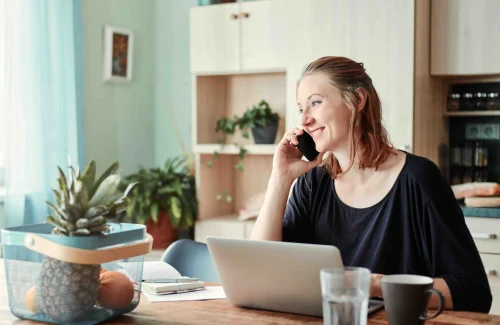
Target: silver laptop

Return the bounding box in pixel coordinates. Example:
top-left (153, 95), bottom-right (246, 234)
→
top-left (206, 237), bottom-right (384, 317)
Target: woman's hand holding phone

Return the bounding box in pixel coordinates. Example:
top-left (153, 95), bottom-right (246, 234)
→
top-left (272, 128), bottom-right (323, 184)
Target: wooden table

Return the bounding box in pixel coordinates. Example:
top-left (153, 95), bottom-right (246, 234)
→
top-left (1, 261), bottom-right (499, 324)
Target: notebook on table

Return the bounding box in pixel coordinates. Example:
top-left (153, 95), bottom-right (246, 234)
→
top-left (142, 281), bottom-right (205, 295)
top-left (140, 261), bottom-right (205, 295)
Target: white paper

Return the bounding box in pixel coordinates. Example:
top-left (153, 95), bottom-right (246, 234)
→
top-left (143, 286), bottom-right (226, 303)
top-left (140, 261), bottom-right (181, 281)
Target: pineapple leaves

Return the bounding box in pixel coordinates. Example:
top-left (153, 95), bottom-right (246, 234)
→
top-left (75, 181), bottom-right (89, 211)
top-left (71, 229), bottom-right (90, 236)
top-left (57, 167), bottom-right (70, 203)
top-left (88, 174), bottom-right (121, 207)
top-left (76, 218), bottom-right (89, 229)
top-left (52, 189), bottom-right (62, 206)
top-left (83, 205), bottom-right (107, 220)
top-left (47, 215), bottom-right (68, 233)
top-left (88, 223), bottom-right (110, 234)
top-left (45, 161), bottom-right (132, 236)
top-left (69, 166), bottom-right (78, 192)
top-left (46, 201), bottom-right (68, 221)
top-left (116, 181), bottom-right (138, 202)
top-left (81, 160), bottom-right (96, 195)
top-left (89, 161), bottom-right (119, 199)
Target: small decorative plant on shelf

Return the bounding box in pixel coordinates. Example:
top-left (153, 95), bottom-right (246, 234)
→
top-left (209, 99), bottom-right (280, 172)
top-left (239, 99), bottom-right (280, 144)
top-left (121, 156), bottom-right (198, 249)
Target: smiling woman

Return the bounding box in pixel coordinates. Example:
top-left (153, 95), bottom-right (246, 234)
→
top-left (251, 56), bottom-right (493, 314)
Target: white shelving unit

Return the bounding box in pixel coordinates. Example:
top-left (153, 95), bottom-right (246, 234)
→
top-left (190, 2), bottom-right (286, 223)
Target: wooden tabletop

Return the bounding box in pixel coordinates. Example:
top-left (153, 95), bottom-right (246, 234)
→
top-left (1, 260), bottom-right (499, 325)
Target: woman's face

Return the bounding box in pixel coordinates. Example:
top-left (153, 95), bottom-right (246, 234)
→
top-left (296, 73), bottom-right (352, 153)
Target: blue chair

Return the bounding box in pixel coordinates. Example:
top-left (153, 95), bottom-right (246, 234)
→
top-left (160, 239), bottom-right (220, 282)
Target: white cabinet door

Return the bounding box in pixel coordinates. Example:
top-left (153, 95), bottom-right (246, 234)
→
top-left (283, 0), bottom-right (414, 151)
top-left (341, 0), bottom-right (414, 151)
top-left (283, 0), bottom-right (347, 130)
top-left (240, 0), bottom-right (285, 71)
top-left (431, 0), bottom-right (500, 76)
top-left (190, 3), bottom-right (241, 73)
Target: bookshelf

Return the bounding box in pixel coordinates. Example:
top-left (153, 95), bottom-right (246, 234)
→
top-left (192, 71), bottom-right (286, 221)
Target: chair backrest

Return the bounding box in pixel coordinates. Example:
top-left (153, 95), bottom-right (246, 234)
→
top-left (160, 239), bottom-right (220, 282)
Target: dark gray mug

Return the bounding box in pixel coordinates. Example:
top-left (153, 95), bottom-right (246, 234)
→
top-left (381, 275), bottom-right (445, 325)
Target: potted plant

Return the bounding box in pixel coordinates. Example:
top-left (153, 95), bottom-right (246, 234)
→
top-left (239, 100), bottom-right (280, 144)
top-left (210, 100), bottom-right (279, 171)
top-left (121, 156), bottom-right (198, 249)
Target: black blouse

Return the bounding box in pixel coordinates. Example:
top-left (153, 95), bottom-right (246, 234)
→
top-left (283, 152), bottom-right (492, 313)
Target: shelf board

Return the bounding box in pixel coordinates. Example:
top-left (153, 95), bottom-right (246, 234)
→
top-left (445, 110), bottom-right (500, 116)
top-left (194, 144), bottom-right (277, 155)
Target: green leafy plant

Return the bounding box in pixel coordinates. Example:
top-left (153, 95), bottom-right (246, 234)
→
top-left (238, 100), bottom-right (280, 134)
top-left (121, 156), bottom-right (198, 229)
top-left (209, 100), bottom-right (278, 171)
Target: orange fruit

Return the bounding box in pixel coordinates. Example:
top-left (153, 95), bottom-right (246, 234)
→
top-left (97, 271), bottom-right (134, 309)
top-left (24, 287), bottom-right (37, 313)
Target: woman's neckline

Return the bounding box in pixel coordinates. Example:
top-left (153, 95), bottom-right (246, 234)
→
top-left (332, 150), bottom-right (409, 211)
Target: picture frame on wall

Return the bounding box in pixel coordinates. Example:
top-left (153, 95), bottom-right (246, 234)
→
top-left (103, 25), bottom-right (134, 83)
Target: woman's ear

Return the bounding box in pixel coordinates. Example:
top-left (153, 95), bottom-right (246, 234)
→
top-left (356, 88), bottom-right (368, 114)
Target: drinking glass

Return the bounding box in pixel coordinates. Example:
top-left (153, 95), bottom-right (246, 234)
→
top-left (320, 267), bottom-right (371, 325)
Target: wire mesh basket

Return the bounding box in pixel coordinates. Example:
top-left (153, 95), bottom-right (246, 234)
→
top-left (1, 223), bottom-right (152, 325)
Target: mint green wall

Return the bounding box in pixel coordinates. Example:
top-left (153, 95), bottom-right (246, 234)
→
top-left (154, 0), bottom-right (198, 166)
top-left (81, 0), bottom-right (155, 175)
top-left (81, 0), bottom-right (197, 173)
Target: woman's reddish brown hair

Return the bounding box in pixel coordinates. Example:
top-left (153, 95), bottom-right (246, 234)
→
top-left (298, 56), bottom-right (394, 178)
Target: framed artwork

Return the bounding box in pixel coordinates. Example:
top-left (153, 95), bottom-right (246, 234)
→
top-left (103, 25), bottom-right (134, 83)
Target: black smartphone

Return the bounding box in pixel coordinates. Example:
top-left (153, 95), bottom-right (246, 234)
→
top-left (295, 131), bottom-right (320, 161)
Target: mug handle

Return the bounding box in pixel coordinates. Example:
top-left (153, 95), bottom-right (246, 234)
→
top-left (419, 288), bottom-right (445, 320)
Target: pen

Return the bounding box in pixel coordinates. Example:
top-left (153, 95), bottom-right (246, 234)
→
top-left (156, 287), bottom-right (206, 295)
top-left (143, 277), bottom-right (199, 283)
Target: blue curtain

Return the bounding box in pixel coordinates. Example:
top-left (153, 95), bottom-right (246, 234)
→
top-left (3, 0), bottom-right (85, 228)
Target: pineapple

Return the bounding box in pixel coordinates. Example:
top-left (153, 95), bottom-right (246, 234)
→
top-left (37, 161), bottom-right (135, 323)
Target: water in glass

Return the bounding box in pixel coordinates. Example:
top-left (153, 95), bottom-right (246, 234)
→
top-left (321, 267), bottom-right (371, 325)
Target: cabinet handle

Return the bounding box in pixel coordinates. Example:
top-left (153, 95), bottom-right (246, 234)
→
top-left (471, 233), bottom-right (497, 239)
top-left (486, 269), bottom-right (498, 277)
top-left (230, 13), bottom-right (238, 20)
top-left (239, 12), bottom-right (250, 18)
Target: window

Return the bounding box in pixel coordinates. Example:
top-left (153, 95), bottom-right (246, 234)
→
top-left (0, 0), bottom-right (6, 187)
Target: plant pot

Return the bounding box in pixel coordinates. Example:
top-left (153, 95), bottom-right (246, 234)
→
top-left (251, 119), bottom-right (279, 144)
top-left (146, 211), bottom-right (177, 249)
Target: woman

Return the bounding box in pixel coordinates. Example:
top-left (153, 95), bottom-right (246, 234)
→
top-left (251, 56), bottom-right (492, 313)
